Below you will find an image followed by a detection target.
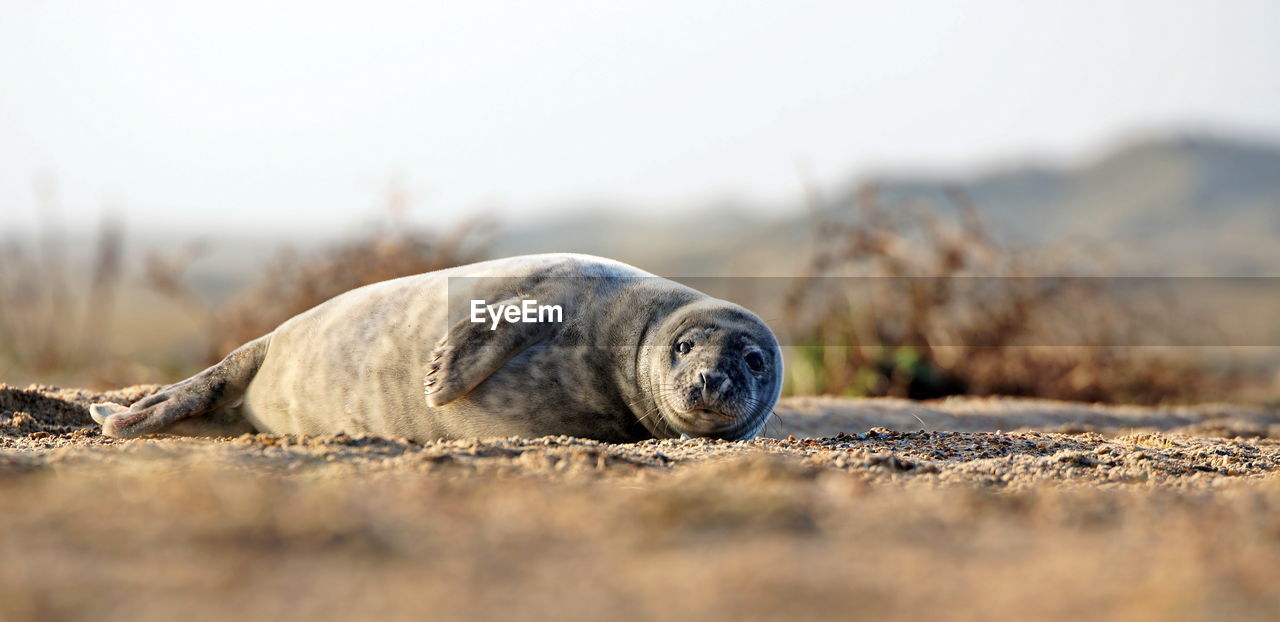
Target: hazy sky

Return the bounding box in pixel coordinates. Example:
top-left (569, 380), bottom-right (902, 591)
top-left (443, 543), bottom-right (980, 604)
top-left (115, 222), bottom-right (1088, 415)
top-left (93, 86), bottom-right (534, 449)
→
top-left (2, 0), bottom-right (1279, 233)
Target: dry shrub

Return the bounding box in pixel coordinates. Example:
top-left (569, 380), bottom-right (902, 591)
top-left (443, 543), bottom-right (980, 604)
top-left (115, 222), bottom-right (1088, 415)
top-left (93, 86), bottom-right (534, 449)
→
top-left (4, 201), bottom-right (489, 386)
top-left (0, 242), bottom-right (51, 375)
top-left (194, 220), bottom-right (491, 364)
top-left (0, 177), bottom-right (123, 383)
top-left (783, 184), bottom-right (1217, 404)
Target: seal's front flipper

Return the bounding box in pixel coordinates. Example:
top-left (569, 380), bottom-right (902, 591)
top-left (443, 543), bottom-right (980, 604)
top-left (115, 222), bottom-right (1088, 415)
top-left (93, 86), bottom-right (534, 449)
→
top-left (93, 335), bottom-right (270, 438)
top-left (425, 297), bottom-right (556, 407)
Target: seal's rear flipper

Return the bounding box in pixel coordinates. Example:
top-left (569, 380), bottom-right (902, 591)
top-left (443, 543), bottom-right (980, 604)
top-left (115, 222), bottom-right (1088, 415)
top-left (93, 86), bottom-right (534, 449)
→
top-left (94, 334), bottom-right (270, 438)
top-left (89, 402), bottom-right (129, 425)
top-left (425, 296), bottom-right (557, 407)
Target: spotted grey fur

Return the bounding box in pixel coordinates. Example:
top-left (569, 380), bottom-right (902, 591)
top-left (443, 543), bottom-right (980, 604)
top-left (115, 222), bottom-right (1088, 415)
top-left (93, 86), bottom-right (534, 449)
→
top-left (90, 253), bottom-right (783, 443)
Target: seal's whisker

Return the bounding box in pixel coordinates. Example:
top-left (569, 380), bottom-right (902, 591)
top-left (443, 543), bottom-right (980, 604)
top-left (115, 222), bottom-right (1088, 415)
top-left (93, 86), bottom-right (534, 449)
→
top-left (634, 404), bottom-right (665, 426)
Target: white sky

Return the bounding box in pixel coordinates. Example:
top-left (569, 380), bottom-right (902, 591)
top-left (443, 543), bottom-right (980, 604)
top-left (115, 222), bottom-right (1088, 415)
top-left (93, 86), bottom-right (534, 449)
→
top-left (2, 0), bottom-right (1279, 233)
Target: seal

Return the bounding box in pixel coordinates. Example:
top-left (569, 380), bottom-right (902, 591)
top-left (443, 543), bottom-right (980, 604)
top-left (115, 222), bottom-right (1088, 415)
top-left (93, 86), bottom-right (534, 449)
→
top-left (90, 253), bottom-right (783, 442)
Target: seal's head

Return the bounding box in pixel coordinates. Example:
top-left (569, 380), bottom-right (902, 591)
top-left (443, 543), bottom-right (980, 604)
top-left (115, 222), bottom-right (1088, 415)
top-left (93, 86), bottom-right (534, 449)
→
top-left (643, 299), bottom-right (783, 440)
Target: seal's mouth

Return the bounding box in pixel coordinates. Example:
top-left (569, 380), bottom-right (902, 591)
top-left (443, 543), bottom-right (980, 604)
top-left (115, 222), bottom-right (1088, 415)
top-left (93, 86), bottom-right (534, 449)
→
top-left (686, 407), bottom-right (734, 420)
top-left (667, 406), bottom-right (758, 440)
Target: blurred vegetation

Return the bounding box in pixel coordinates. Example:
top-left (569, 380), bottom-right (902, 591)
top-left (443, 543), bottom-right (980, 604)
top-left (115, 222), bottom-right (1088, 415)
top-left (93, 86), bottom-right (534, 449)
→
top-left (782, 184), bottom-right (1232, 404)
top-left (0, 178), bottom-right (492, 386)
top-left (0, 178), bottom-right (1267, 405)
top-left (0, 177), bottom-right (126, 385)
top-left (0, 218), bottom-right (490, 386)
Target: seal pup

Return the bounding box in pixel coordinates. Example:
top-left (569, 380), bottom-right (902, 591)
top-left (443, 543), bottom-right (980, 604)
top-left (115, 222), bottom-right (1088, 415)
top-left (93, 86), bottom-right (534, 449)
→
top-left (90, 253), bottom-right (783, 442)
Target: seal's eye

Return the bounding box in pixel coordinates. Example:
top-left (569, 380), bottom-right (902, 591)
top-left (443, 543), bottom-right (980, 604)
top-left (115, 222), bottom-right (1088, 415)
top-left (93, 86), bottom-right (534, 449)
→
top-left (744, 351), bottom-right (765, 372)
top-left (675, 340), bottom-right (693, 355)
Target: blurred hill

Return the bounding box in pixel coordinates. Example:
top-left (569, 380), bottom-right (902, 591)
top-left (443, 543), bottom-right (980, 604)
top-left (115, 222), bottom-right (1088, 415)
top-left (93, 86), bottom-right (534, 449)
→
top-left (494, 132), bottom-right (1280, 277)
top-left (8, 131), bottom-right (1276, 307)
top-left (65, 131), bottom-right (1278, 296)
top-left (868, 134), bottom-right (1280, 275)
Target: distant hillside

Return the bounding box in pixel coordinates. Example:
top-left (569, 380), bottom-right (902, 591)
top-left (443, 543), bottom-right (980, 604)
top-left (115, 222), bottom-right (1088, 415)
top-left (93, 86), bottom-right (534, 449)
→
top-left (494, 133), bottom-right (1280, 276)
top-left (864, 134), bottom-right (1280, 274)
top-left (59, 131), bottom-right (1280, 304)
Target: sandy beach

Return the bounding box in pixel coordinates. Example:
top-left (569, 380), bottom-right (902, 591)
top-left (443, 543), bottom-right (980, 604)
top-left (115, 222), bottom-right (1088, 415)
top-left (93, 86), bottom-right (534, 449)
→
top-left (2, 384), bottom-right (1279, 621)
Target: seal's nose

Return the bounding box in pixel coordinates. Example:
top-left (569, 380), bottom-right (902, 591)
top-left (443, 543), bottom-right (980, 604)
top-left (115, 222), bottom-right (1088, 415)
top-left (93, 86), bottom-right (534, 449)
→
top-left (699, 371), bottom-right (731, 402)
